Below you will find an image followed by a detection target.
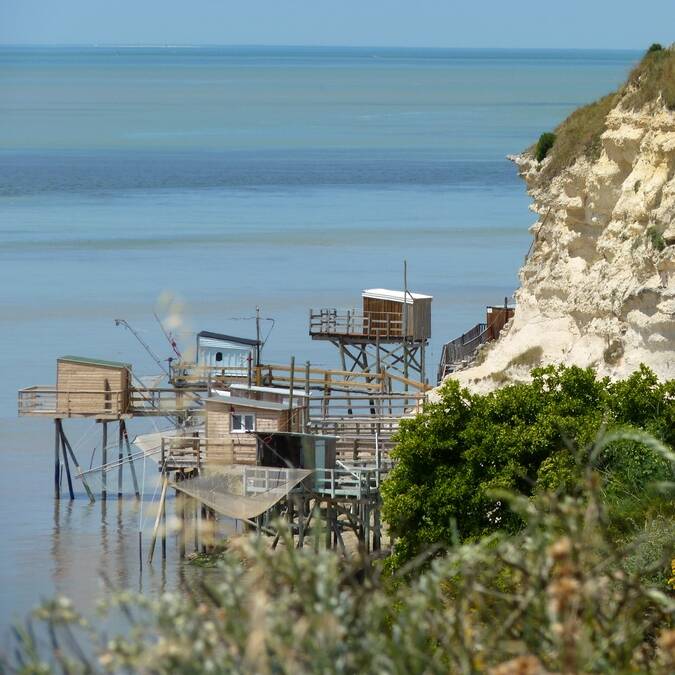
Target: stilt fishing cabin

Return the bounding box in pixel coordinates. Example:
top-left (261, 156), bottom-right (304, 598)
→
top-left (171, 331), bottom-right (261, 386)
top-left (201, 386), bottom-right (311, 465)
top-left (309, 287), bottom-right (432, 384)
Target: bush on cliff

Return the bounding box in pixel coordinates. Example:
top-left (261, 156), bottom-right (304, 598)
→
top-left (535, 132), bottom-right (556, 161)
top-left (382, 365), bottom-right (675, 569)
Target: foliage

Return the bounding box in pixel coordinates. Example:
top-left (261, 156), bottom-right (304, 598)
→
top-left (382, 365), bottom-right (674, 568)
top-left (648, 226), bottom-right (667, 252)
top-left (534, 92), bottom-right (617, 179)
top-left (648, 43), bottom-right (664, 53)
top-left (535, 132), bottom-right (556, 162)
top-left (623, 45), bottom-right (675, 110)
top-left (4, 468), bottom-right (675, 674)
top-left (531, 44), bottom-right (675, 180)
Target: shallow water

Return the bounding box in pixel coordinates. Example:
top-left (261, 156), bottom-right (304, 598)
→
top-left (0, 46), bottom-right (640, 633)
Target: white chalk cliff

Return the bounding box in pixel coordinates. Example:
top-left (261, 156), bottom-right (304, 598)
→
top-left (451, 52), bottom-right (675, 392)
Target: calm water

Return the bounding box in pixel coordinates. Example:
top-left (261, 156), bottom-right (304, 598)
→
top-left (0, 46), bottom-right (639, 633)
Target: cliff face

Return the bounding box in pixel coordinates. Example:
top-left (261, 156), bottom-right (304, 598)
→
top-left (451, 54), bottom-right (675, 392)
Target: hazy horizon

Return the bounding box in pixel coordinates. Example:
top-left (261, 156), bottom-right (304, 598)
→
top-left (0, 44), bottom-right (646, 51)
top-left (1, 1), bottom-right (672, 51)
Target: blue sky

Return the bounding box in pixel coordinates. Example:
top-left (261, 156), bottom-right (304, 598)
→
top-left (0, 0), bottom-right (673, 49)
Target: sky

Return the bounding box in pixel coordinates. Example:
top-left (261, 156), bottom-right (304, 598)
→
top-left (0, 0), bottom-right (673, 50)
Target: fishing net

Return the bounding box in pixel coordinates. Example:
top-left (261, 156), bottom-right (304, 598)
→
top-left (170, 465), bottom-right (312, 520)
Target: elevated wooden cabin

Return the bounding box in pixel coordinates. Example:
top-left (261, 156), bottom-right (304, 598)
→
top-left (362, 288), bottom-right (432, 341)
top-left (196, 331), bottom-right (259, 373)
top-left (309, 288), bottom-right (432, 342)
top-left (56, 356), bottom-right (131, 417)
top-left (204, 394), bottom-right (307, 465)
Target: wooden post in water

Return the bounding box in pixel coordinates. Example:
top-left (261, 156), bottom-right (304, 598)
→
top-left (59, 423), bottom-right (96, 503)
top-left (101, 421), bottom-right (108, 500)
top-left (148, 475), bottom-right (169, 564)
top-left (117, 422), bottom-right (123, 498)
top-left (54, 421), bottom-right (61, 499)
top-left (60, 422), bottom-right (75, 500)
top-left (122, 422), bottom-right (140, 499)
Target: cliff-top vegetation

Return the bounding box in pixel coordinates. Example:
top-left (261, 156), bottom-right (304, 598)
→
top-left (532, 44), bottom-right (675, 179)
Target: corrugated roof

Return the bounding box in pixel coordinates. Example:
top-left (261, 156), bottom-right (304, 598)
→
top-left (362, 288), bottom-right (432, 303)
top-left (206, 394), bottom-right (287, 411)
top-left (58, 355), bottom-right (131, 369)
top-left (197, 331), bottom-right (260, 346)
top-left (229, 383), bottom-right (311, 398)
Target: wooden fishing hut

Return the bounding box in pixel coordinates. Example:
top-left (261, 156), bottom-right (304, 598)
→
top-left (161, 382), bottom-right (309, 471)
top-left (18, 355), bottom-right (140, 502)
top-left (309, 287), bottom-right (432, 385)
top-left (171, 331), bottom-right (260, 386)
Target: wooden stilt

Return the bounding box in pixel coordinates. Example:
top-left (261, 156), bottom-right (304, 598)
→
top-left (194, 501), bottom-right (199, 552)
top-left (179, 492), bottom-right (186, 558)
top-left (59, 425), bottom-right (96, 504)
top-left (200, 505), bottom-right (207, 553)
top-left (60, 425), bottom-right (75, 500)
top-left (148, 475), bottom-right (169, 564)
top-left (117, 422), bottom-right (123, 498)
top-left (162, 499), bottom-right (167, 560)
top-left (101, 421), bottom-right (108, 500)
top-left (54, 421), bottom-right (61, 499)
top-left (121, 422), bottom-right (140, 499)
top-left (373, 500), bottom-right (381, 551)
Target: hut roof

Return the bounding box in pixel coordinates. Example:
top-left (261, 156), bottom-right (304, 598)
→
top-left (362, 288), bottom-right (432, 303)
top-left (58, 355), bottom-right (131, 369)
top-left (206, 394), bottom-right (287, 412)
top-left (229, 383), bottom-right (312, 398)
top-left (197, 331), bottom-right (260, 346)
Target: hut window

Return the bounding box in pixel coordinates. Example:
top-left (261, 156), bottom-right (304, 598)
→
top-left (215, 351), bottom-right (223, 362)
top-left (231, 413), bottom-right (255, 433)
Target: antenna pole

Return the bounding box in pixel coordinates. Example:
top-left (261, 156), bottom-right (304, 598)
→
top-left (255, 306), bottom-right (261, 364)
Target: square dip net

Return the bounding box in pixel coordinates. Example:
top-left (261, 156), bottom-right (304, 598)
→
top-left (170, 465), bottom-right (313, 521)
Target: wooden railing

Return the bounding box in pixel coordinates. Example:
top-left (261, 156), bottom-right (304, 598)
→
top-left (129, 387), bottom-right (203, 416)
top-left (312, 467), bottom-right (379, 498)
top-left (160, 434), bottom-right (205, 469)
top-left (309, 308), bottom-right (406, 339)
top-left (437, 322), bottom-right (489, 382)
top-left (18, 385), bottom-right (204, 418)
top-left (170, 361), bottom-right (431, 394)
top-left (18, 386), bottom-right (126, 417)
top-left (307, 393), bottom-right (424, 419)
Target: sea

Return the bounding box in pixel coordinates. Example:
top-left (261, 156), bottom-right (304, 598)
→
top-left (0, 45), bottom-right (640, 635)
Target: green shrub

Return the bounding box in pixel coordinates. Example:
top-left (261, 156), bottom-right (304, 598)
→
top-left (648, 226), bottom-right (667, 251)
top-left (382, 365), bottom-right (675, 568)
top-left (648, 43), bottom-right (664, 53)
top-left (535, 131), bottom-right (556, 162)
